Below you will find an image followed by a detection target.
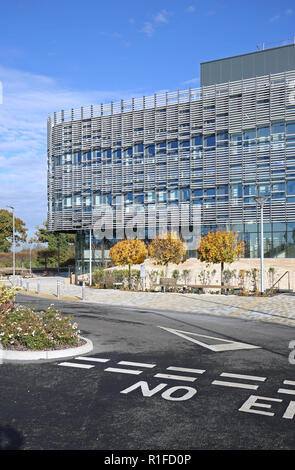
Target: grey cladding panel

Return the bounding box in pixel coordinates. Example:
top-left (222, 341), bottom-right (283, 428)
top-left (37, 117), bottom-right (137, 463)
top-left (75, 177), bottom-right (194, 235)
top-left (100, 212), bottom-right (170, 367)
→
top-left (201, 44), bottom-right (295, 85)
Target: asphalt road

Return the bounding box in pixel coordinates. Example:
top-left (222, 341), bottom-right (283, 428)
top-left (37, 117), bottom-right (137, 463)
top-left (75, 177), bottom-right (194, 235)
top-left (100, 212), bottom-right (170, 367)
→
top-left (0, 293), bottom-right (295, 451)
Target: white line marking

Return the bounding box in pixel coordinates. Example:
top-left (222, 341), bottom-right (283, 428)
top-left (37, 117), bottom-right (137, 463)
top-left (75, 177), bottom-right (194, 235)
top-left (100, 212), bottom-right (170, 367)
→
top-left (158, 326), bottom-right (261, 352)
top-left (212, 380), bottom-right (259, 390)
top-left (104, 367), bottom-right (143, 375)
top-left (75, 357), bottom-right (110, 363)
top-left (154, 373), bottom-right (197, 382)
top-left (118, 361), bottom-right (156, 368)
top-left (283, 380), bottom-right (295, 386)
top-left (220, 372), bottom-right (266, 382)
top-left (58, 362), bottom-right (95, 369)
top-left (167, 366), bottom-right (206, 374)
top-left (278, 388), bottom-right (295, 395)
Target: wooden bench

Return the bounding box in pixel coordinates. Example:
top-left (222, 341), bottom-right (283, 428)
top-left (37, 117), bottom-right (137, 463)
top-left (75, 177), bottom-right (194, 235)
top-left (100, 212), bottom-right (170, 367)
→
top-left (157, 278), bottom-right (184, 293)
top-left (185, 284), bottom-right (243, 295)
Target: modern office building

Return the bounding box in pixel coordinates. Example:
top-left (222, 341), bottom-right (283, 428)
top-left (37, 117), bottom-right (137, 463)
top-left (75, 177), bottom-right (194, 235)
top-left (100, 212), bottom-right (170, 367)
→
top-left (47, 43), bottom-right (295, 274)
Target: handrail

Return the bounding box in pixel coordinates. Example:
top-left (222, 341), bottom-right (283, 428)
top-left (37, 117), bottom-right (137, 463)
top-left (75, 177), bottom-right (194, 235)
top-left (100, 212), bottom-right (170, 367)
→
top-left (266, 271), bottom-right (290, 292)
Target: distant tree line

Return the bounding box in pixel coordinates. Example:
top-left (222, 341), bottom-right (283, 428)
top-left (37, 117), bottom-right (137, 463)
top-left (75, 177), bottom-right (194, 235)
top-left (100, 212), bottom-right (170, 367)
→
top-left (0, 209), bottom-right (76, 269)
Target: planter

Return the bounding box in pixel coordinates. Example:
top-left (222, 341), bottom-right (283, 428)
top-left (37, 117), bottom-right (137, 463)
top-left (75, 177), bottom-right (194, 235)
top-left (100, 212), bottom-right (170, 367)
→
top-left (0, 336), bottom-right (93, 361)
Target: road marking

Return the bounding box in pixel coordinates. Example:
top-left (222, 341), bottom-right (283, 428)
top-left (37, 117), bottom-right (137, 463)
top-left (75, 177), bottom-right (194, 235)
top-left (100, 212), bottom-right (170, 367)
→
top-left (104, 367), bottom-right (143, 375)
top-left (158, 326), bottom-right (261, 352)
top-left (278, 388), bottom-right (295, 395)
top-left (283, 380), bottom-right (295, 386)
top-left (220, 372), bottom-right (266, 382)
top-left (167, 366), bottom-right (206, 374)
top-left (278, 380), bottom-right (295, 395)
top-left (118, 361), bottom-right (156, 368)
top-left (212, 380), bottom-right (259, 390)
top-left (75, 357), bottom-right (110, 363)
top-left (58, 362), bottom-right (95, 369)
top-left (228, 298), bottom-right (267, 317)
top-left (153, 373), bottom-right (197, 382)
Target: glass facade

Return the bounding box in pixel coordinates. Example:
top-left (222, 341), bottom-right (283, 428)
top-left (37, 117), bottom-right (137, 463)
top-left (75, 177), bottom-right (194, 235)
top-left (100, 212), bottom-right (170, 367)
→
top-left (47, 49), bottom-right (295, 274)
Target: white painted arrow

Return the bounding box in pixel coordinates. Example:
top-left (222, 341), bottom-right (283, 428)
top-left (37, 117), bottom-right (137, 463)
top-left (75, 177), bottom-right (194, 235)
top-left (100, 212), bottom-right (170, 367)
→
top-left (158, 327), bottom-right (261, 352)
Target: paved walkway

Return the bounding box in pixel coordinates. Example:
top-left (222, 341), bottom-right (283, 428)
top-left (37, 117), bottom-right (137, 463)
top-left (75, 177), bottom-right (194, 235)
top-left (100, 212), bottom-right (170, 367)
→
top-left (4, 276), bottom-right (295, 328)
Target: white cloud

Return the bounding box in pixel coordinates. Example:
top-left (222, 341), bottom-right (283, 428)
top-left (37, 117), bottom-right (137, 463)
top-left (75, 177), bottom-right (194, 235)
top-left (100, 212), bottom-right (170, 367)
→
top-left (140, 9), bottom-right (173, 37)
top-left (153, 10), bottom-right (171, 23)
top-left (0, 66), bottom-right (143, 235)
top-left (185, 5), bottom-right (196, 13)
top-left (141, 22), bottom-right (155, 37)
top-left (269, 14), bottom-right (280, 22)
top-left (182, 77), bottom-right (200, 86)
top-left (285, 8), bottom-right (293, 16)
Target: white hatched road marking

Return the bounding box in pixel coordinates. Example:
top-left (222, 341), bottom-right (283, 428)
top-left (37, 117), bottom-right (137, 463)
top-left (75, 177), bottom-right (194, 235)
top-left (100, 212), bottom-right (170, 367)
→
top-left (75, 357), bottom-right (110, 363)
top-left (158, 326), bottom-right (261, 352)
top-left (220, 372), bottom-right (266, 382)
top-left (212, 380), bottom-right (259, 390)
top-left (118, 361), bottom-right (156, 368)
top-left (154, 373), bottom-right (197, 382)
top-left (104, 367), bottom-right (143, 375)
top-left (58, 362), bottom-right (95, 369)
top-left (167, 366), bottom-right (206, 374)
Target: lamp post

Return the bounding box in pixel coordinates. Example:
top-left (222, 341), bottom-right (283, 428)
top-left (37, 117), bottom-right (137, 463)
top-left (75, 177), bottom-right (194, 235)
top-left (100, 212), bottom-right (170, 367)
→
top-left (254, 196), bottom-right (269, 295)
top-left (7, 205), bottom-right (15, 280)
top-left (89, 228), bottom-right (92, 287)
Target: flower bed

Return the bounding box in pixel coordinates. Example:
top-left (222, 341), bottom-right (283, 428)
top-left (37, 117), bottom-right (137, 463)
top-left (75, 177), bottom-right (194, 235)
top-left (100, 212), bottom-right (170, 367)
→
top-left (0, 285), bottom-right (80, 351)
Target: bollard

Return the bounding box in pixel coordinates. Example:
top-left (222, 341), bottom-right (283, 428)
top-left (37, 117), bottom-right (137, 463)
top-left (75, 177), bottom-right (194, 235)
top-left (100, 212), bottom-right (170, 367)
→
top-left (20, 277), bottom-right (23, 287)
top-left (37, 281), bottom-right (40, 295)
top-left (82, 281), bottom-right (86, 301)
top-left (57, 280), bottom-right (60, 299)
top-left (26, 281), bottom-right (29, 292)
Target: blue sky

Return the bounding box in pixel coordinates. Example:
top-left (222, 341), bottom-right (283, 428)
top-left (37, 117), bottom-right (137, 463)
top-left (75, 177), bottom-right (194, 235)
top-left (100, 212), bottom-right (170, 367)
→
top-left (0, 0), bottom-right (294, 240)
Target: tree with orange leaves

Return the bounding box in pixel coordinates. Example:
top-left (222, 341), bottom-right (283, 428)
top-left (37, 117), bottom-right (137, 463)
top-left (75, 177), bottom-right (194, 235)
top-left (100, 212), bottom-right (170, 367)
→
top-left (109, 238), bottom-right (147, 289)
top-left (197, 231), bottom-right (244, 288)
top-left (148, 231), bottom-right (187, 276)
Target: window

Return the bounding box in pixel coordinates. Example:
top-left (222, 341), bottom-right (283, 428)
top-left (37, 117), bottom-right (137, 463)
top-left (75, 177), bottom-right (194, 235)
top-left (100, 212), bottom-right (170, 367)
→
top-left (217, 185), bottom-right (228, 196)
top-left (181, 140), bottom-right (190, 148)
top-left (125, 192), bottom-right (133, 202)
top-left (286, 122), bottom-right (295, 135)
top-left (103, 149), bottom-right (111, 158)
top-left (272, 183), bottom-right (285, 192)
top-left (258, 184), bottom-right (270, 196)
top-left (125, 147), bottom-right (133, 157)
top-left (193, 189), bottom-right (203, 197)
top-left (206, 188), bottom-right (216, 196)
top-left (146, 145), bottom-right (155, 157)
top-left (204, 134), bottom-right (216, 147)
top-left (135, 194), bottom-right (144, 204)
top-left (231, 184), bottom-right (242, 198)
top-left (169, 189), bottom-right (178, 201)
top-left (244, 129), bottom-right (256, 141)
top-left (93, 194), bottom-right (101, 205)
top-left (230, 133), bottom-right (242, 145)
top-left (158, 190), bottom-right (167, 202)
top-left (168, 140), bottom-right (178, 149)
top-left (217, 130), bottom-right (228, 141)
top-left (134, 143), bottom-right (144, 153)
top-left (287, 180), bottom-right (295, 195)
top-left (257, 126), bottom-right (270, 139)
top-left (272, 121), bottom-right (284, 135)
top-left (146, 191), bottom-right (155, 202)
top-left (192, 135), bottom-right (203, 146)
top-left (181, 188), bottom-right (190, 201)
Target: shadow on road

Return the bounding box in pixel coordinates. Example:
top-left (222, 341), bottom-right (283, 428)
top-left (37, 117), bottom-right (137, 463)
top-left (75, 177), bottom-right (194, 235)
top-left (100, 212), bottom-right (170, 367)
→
top-left (0, 425), bottom-right (24, 450)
